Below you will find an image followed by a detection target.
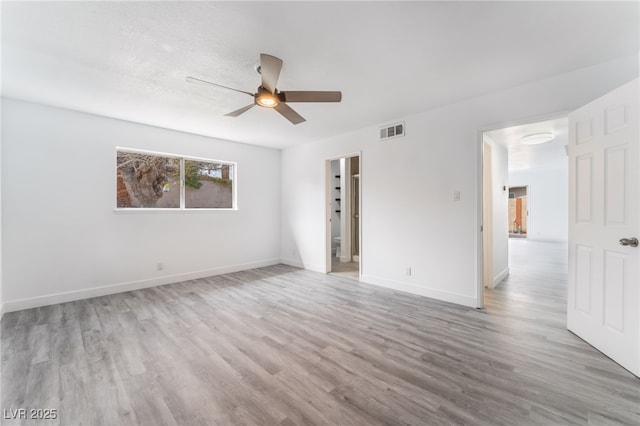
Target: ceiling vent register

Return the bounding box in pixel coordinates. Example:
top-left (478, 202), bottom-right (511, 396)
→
top-left (380, 122), bottom-right (405, 140)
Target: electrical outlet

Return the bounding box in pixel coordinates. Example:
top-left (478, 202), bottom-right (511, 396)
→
top-left (157, 262), bottom-right (164, 271)
top-left (406, 267), bottom-right (412, 277)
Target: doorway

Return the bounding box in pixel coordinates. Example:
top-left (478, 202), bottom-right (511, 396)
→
top-left (480, 81), bottom-right (639, 377)
top-left (480, 114), bottom-right (569, 308)
top-left (326, 155), bottom-right (361, 280)
top-left (508, 186), bottom-right (528, 238)
top-left (351, 174), bottom-right (360, 262)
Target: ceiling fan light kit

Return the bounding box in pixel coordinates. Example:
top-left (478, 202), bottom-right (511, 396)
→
top-left (186, 53), bottom-right (342, 124)
top-left (255, 90), bottom-right (279, 108)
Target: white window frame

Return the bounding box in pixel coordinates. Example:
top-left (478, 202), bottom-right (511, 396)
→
top-left (115, 147), bottom-right (238, 212)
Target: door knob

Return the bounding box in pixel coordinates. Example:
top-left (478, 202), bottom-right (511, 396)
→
top-left (619, 237), bottom-right (639, 247)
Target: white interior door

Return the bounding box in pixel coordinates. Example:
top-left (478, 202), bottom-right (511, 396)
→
top-left (568, 78), bottom-right (639, 377)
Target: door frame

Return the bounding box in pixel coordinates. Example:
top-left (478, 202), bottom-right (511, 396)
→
top-left (351, 173), bottom-right (360, 262)
top-left (482, 142), bottom-right (493, 290)
top-left (508, 184), bottom-right (530, 238)
top-left (477, 110), bottom-right (571, 308)
top-left (325, 152), bottom-right (362, 277)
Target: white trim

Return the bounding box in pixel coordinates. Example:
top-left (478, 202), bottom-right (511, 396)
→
top-left (324, 151), bottom-right (361, 162)
top-left (1, 258), bottom-right (280, 314)
top-left (476, 129), bottom-right (484, 308)
top-left (358, 154), bottom-right (363, 279)
top-left (361, 274), bottom-right (477, 308)
top-left (114, 208), bottom-right (238, 213)
top-left (180, 157), bottom-right (186, 209)
top-left (482, 141), bottom-right (493, 296)
top-left (325, 159), bottom-right (332, 273)
top-left (493, 267), bottom-right (510, 288)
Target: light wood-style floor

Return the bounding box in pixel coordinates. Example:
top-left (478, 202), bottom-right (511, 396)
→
top-left (2, 240), bottom-right (639, 425)
top-left (330, 257), bottom-right (359, 280)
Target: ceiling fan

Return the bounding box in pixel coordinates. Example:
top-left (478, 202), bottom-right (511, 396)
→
top-left (186, 53), bottom-right (342, 125)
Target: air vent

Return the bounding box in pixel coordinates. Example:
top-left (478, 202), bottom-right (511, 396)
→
top-left (379, 122), bottom-right (405, 140)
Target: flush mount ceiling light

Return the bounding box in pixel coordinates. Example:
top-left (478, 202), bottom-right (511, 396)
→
top-left (521, 132), bottom-right (555, 145)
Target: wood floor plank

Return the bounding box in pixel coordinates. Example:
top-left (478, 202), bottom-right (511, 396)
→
top-left (1, 240), bottom-right (639, 425)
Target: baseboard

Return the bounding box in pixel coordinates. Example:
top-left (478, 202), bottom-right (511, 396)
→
top-left (0, 302), bottom-right (4, 319)
top-left (360, 274), bottom-right (477, 308)
top-left (492, 268), bottom-right (509, 288)
top-left (280, 257), bottom-right (304, 268)
top-left (279, 257), bottom-right (325, 273)
top-left (2, 258), bottom-right (281, 314)
top-left (525, 237), bottom-right (568, 243)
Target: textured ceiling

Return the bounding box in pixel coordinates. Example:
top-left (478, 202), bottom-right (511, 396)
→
top-left (2, 1), bottom-right (638, 149)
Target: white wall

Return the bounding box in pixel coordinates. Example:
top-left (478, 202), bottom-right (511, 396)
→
top-left (509, 167), bottom-right (568, 242)
top-left (1, 99), bottom-right (281, 312)
top-left (0, 8), bottom-right (3, 316)
top-left (280, 55), bottom-right (638, 307)
top-left (0, 91), bottom-right (3, 317)
top-left (484, 136), bottom-right (509, 287)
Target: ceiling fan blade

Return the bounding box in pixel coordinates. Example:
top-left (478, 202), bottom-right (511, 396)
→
top-left (225, 104), bottom-right (256, 117)
top-left (185, 76), bottom-right (254, 97)
top-left (278, 91), bottom-right (342, 103)
top-left (273, 102), bottom-right (306, 125)
top-left (259, 54), bottom-right (283, 93)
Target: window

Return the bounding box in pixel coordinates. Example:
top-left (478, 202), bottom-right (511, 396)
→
top-left (184, 159), bottom-right (234, 209)
top-left (116, 148), bottom-right (235, 210)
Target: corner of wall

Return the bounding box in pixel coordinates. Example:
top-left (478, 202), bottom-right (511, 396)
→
top-left (492, 268), bottom-right (509, 289)
top-left (280, 257), bottom-right (304, 269)
top-left (280, 257), bottom-right (325, 273)
top-left (360, 274), bottom-right (478, 308)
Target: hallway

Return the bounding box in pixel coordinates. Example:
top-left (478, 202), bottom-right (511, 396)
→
top-left (485, 239), bottom-right (568, 328)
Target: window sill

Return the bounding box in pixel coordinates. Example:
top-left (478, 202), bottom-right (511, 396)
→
top-left (114, 208), bottom-right (238, 214)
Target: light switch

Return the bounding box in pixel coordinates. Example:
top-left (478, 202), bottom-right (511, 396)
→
top-left (453, 190), bottom-right (461, 201)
